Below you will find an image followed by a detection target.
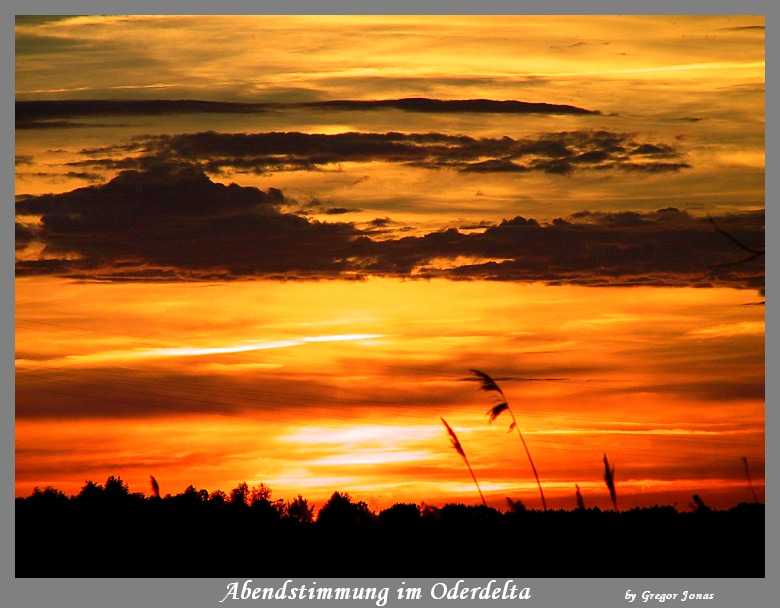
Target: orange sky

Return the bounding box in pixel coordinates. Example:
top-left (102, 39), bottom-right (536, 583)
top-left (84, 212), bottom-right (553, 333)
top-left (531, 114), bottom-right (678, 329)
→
top-left (15, 278), bottom-right (764, 510)
top-left (15, 15), bottom-right (764, 511)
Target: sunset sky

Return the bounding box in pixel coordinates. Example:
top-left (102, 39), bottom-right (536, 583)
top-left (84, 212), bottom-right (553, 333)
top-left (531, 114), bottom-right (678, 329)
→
top-left (15, 15), bottom-right (764, 511)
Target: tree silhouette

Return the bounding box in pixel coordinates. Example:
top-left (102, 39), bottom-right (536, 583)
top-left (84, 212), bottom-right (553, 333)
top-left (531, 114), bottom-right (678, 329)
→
top-left (175, 484), bottom-right (207, 507)
top-left (229, 481), bottom-right (250, 506)
top-left (248, 483), bottom-right (284, 521)
top-left (208, 489), bottom-right (227, 505)
top-left (104, 475), bottom-right (130, 497)
top-left (14, 476), bottom-right (764, 578)
top-left (379, 503), bottom-right (422, 528)
top-left (285, 495), bottom-right (315, 523)
top-left (317, 491), bottom-right (375, 527)
top-left (28, 485), bottom-right (68, 505)
top-left (250, 483), bottom-right (273, 505)
top-left (78, 480), bottom-right (104, 502)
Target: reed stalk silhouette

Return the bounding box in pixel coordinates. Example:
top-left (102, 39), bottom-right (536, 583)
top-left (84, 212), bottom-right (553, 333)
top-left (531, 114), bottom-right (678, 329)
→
top-left (441, 417), bottom-right (487, 507)
top-left (470, 369), bottom-right (547, 511)
top-left (150, 475), bottom-right (160, 499)
top-left (575, 484), bottom-right (585, 510)
top-left (742, 457), bottom-right (759, 503)
top-left (603, 453), bottom-right (618, 511)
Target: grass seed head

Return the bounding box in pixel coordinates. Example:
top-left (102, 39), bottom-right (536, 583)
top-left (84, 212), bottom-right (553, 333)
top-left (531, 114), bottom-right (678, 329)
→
top-left (441, 417), bottom-right (466, 459)
top-left (471, 369), bottom-right (506, 400)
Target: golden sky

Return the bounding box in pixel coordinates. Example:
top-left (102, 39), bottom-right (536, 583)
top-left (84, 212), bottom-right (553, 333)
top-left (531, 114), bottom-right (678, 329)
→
top-left (15, 15), bottom-right (764, 511)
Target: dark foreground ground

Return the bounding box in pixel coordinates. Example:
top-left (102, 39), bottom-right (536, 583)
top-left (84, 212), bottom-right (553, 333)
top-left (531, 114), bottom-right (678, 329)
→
top-left (16, 487), bottom-right (764, 578)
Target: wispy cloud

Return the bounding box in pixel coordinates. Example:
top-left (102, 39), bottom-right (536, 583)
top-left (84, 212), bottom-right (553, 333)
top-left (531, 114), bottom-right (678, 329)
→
top-left (17, 333), bottom-right (383, 368)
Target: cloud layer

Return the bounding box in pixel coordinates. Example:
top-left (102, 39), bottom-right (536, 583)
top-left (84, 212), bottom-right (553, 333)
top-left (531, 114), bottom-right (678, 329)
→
top-left (15, 97), bottom-right (599, 130)
top-left (69, 128), bottom-right (690, 176)
top-left (15, 165), bottom-right (763, 288)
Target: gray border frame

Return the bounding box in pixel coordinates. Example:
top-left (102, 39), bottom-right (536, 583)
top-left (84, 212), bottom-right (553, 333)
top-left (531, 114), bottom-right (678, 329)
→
top-left (2, 2), bottom-right (772, 607)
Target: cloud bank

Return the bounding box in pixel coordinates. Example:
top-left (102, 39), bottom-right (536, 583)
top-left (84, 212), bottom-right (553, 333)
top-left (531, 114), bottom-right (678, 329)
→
top-left (15, 165), bottom-right (763, 289)
top-left (69, 128), bottom-right (690, 176)
top-left (16, 97), bottom-right (599, 129)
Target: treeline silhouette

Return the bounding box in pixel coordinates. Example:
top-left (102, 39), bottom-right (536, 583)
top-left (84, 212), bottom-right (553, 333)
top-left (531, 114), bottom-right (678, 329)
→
top-left (16, 477), bottom-right (764, 577)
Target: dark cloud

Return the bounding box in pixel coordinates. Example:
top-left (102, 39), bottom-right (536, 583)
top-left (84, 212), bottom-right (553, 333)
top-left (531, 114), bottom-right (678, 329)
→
top-left (460, 159), bottom-right (531, 173)
top-left (368, 217), bottom-right (394, 227)
top-left (719, 25), bottom-right (764, 31)
top-left (577, 375), bottom-right (764, 404)
top-left (16, 354), bottom-right (472, 420)
top-left (549, 41), bottom-right (605, 49)
top-left (362, 207), bottom-right (763, 288)
top-left (323, 207), bottom-right (360, 215)
top-left (15, 223), bottom-right (38, 250)
top-left (303, 98), bottom-right (599, 115)
top-left (631, 143), bottom-right (676, 157)
top-left (72, 129), bottom-right (690, 176)
top-left (19, 170), bottom-right (104, 184)
top-left (15, 367), bottom-right (325, 419)
top-left (15, 29), bottom-right (93, 59)
top-left (298, 199), bottom-right (363, 216)
top-left (65, 171), bottom-right (104, 182)
top-left (15, 164), bottom-right (358, 279)
top-left (16, 98), bottom-right (599, 129)
top-left (614, 162), bottom-right (692, 173)
top-left (15, 369), bottom-right (237, 419)
top-left (15, 15), bottom-right (74, 25)
top-left (15, 99), bottom-right (276, 129)
top-left (358, 217), bottom-right (407, 237)
top-left (16, 120), bottom-right (120, 130)
top-left (459, 220), bottom-right (495, 230)
top-left (15, 166), bottom-right (763, 289)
